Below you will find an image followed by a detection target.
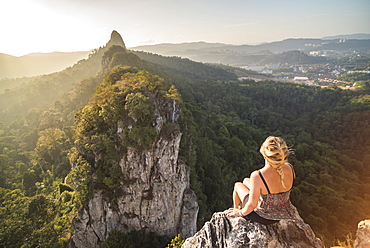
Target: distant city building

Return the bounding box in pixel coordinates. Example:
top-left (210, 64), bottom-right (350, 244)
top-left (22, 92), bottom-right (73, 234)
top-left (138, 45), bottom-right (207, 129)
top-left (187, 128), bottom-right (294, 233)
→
top-left (310, 51), bottom-right (321, 56)
top-left (294, 77), bottom-right (309, 81)
top-left (348, 70), bottom-right (370, 74)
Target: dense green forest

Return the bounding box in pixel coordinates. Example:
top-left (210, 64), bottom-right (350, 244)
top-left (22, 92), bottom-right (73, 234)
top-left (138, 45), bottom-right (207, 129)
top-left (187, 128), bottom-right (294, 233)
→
top-left (0, 40), bottom-right (369, 247)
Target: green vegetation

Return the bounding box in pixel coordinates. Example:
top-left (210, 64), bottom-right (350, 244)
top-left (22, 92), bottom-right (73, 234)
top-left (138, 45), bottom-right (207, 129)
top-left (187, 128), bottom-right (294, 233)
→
top-left (102, 230), bottom-right (170, 248)
top-left (0, 40), bottom-right (369, 247)
top-left (259, 50), bottom-right (327, 65)
top-left (338, 72), bottom-right (370, 82)
top-left (0, 50), bottom-right (103, 125)
top-left (72, 66), bottom-right (182, 200)
top-left (210, 63), bottom-right (273, 79)
top-left (132, 51), bottom-right (238, 81)
top-left (338, 56), bottom-right (370, 71)
top-left (0, 186), bottom-right (76, 248)
top-left (166, 234), bottom-right (185, 248)
top-left (176, 79), bottom-right (370, 245)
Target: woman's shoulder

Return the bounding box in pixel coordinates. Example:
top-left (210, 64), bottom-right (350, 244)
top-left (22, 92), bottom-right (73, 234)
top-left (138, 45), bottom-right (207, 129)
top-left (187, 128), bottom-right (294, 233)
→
top-left (283, 162), bottom-right (294, 174)
top-left (249, 170), bottom-right (262, 184)
top-left (249, 170), bottom-right (265, 191)
top-left (250, 170), bottom-right (260, 178)
top-left (285, 162), bottom-right (293, 168)
top-left (250, 170), bottom-right (266, 186)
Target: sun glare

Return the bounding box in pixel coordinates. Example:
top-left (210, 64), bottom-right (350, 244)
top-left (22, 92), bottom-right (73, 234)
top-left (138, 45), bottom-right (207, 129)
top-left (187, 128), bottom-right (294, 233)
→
top-left (1, 0), bottom-right (106, 56)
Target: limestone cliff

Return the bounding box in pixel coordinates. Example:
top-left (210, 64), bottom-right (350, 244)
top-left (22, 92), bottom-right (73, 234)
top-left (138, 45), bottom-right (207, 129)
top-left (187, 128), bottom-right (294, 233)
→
top-left (68, 67), bottom-right (198, 247)
top-left (182, 208), bottom-right (324, 248)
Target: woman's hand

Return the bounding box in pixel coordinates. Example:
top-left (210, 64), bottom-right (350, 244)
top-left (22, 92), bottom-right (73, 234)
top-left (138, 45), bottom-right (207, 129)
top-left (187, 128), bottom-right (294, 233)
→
top-left (225, 208), bottom-right (243, 217)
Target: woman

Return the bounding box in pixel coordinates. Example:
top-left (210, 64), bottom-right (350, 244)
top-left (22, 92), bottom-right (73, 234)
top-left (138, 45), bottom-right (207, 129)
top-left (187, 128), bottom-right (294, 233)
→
top-left (225, 136), bottom-right (297, 224)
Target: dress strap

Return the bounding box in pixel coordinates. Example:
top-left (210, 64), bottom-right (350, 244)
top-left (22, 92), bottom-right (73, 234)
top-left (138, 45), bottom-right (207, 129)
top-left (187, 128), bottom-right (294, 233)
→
top-left (258, 170), bottom-right (271, 194)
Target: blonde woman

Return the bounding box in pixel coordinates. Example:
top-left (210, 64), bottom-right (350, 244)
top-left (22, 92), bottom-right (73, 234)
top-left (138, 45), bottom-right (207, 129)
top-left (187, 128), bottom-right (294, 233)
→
top-left (225, 136), bottom-right (297, 224)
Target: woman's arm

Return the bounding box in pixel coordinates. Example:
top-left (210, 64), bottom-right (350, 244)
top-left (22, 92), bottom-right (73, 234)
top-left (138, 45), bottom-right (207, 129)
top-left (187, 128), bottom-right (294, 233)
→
top-left (240, 171), bottom-right (260, 216)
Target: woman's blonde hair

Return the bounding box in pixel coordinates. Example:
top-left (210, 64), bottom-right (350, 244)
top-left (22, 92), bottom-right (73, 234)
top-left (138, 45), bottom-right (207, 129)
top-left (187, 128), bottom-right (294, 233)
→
top-left (260, 136), bottom-right (290, 188)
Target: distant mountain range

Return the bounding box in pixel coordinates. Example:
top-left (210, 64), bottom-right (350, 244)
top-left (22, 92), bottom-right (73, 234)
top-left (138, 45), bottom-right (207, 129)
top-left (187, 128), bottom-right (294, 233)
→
top-left (0, 33), bottom-right (369, 80)
top-left (131, 34), bottom-right (370, 66)
top-left (131, 34), bottom-right (370, 55)
top-left (322, 33), bottom-right (370, 40)
top-left (0, 51), bottom-right (90, 80)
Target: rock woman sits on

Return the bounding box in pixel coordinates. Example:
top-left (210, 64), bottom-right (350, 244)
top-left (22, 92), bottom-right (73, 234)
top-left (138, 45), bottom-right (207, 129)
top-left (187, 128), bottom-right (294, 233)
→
top-left (225, 136), bottom-right (297, 224)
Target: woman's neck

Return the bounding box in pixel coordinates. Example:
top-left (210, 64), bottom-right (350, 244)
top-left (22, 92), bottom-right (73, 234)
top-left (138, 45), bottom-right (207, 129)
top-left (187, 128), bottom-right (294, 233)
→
top-left (262, 162), bottom-right (279, 174)
top-left (263, 161), bottom-right (271, 169)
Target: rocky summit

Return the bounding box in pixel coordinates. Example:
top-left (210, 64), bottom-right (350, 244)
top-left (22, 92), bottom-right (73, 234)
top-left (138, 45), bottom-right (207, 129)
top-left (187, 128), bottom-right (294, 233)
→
top-left (182, 208), bottom-right (324, 248)
top-left (106, 30), bottom-right (127, 49)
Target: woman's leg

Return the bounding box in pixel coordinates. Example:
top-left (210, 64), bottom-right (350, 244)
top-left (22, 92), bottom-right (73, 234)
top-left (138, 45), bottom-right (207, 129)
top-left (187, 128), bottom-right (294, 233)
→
top-left (233, 181), bottom-right (250, 209)
top-left (243, 178), bottom-right (251, 188)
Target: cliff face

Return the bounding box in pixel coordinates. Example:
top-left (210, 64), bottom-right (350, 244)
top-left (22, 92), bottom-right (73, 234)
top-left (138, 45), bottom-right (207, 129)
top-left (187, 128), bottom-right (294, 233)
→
top-left (70, 135), bottom-right (198, 247)
top-left (68, 67), bottom-right (198, 247)
top-left (182, 208), bottom-right (324, 248)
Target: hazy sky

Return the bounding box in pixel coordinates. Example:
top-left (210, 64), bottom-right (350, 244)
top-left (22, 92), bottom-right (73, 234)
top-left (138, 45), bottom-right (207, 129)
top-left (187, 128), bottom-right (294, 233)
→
top-left (1, 0), bottom-right (369, 56)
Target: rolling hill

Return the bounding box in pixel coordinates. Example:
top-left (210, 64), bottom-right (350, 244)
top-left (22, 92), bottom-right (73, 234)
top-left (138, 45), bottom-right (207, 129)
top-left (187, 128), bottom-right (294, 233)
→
top-left (0, 51), bottom-right (90, 80)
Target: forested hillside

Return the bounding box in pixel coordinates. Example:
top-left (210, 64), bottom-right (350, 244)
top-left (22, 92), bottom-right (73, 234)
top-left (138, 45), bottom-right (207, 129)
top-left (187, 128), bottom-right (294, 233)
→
top-left (174, 79), bottom-right (370, 245)
top-left (0, 50), bottom-right (102, 124)
top-left (0, 32), bottom-right (369, 247)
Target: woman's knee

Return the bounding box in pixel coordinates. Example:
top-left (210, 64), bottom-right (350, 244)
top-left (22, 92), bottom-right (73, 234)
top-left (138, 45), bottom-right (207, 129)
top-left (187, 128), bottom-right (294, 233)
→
top-left (234, 182), bottom-right (244, 190)
top-left (243, 178), bottom-right (250, 186)
top-left (234, 182), bottom-right (249, 199)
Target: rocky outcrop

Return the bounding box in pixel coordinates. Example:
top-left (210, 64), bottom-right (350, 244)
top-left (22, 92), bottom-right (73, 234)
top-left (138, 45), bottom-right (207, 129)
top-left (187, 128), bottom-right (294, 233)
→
top-left (68, 68), bottom-right (198, 248)
top-left (182, 210), bottom-right (323, 248)
top-left (70, 126), bottom-right (198, 247)
top-left (70, 134), bottom-right (199, 248)
top-left (354, 219), bottom-right (370, 248)
top-left (106, 30), bottom-right (126, 49)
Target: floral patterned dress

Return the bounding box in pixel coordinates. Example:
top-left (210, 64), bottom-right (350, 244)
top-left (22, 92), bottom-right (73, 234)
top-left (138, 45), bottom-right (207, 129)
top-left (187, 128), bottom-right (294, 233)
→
top-left (254, 168), bottom-right (299, 221)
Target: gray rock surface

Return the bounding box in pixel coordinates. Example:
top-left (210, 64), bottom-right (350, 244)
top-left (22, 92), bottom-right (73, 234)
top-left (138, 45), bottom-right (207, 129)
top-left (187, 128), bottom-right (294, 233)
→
top-left (354, 219), bottom-right (370, 248)
top-left (182, 211), bottom-right (324, 248)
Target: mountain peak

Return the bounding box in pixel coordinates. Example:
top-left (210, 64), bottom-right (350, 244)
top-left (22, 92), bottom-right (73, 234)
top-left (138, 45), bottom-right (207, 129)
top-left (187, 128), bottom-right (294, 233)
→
top-left (106, 30), bottom-right (126, 49)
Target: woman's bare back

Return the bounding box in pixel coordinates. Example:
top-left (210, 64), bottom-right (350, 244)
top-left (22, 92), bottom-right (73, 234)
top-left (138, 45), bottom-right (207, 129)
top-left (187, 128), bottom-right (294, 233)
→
top-left (258, 163), bottom-right (294, 194)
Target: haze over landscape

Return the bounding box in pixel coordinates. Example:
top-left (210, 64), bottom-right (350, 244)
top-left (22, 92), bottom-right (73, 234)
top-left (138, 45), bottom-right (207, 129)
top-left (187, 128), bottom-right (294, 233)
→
top-left (1, 1), bottom-right (370, 247)
top-left (1, 0), bottom-right (370, 56)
